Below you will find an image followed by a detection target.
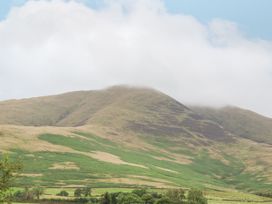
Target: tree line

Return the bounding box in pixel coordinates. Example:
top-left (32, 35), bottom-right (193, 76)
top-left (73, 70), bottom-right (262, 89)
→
top-left (12, 187), bottom-right (208, 204)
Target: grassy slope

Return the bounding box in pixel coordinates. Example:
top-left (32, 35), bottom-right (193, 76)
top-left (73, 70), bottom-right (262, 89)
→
top-left (0, 86), bottom-right (229, 144)
top-left (8, 133), bottom-right (272, 204)
top-left (0, 86), bottom-right (272, 199)
top-left (4, 128), bottom-right (271, 192)
top-left (193, 106), bottom-right (272, 144)
top-left (0, 86), bottom-right (181, 127)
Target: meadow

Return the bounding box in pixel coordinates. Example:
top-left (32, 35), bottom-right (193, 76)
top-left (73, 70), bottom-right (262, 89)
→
top-left (9, 130), bottom-right (272, 192)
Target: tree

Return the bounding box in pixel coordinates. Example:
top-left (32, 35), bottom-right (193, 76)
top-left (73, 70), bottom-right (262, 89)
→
top-left (82, 186), bottom-right (92, 197)
top-left (150, 192), bottom-right (162, 200)
top-left (57, 190), bottom-right (69, 197)
top-left (142, 193), bottom-right (154, 204)
top-left (187, 189), bottom-right (207, 204)
top-left (13, 188), bottom-right (35, 202)
top-left (22, 187), bottom-right (34, 201)
top-left (32, 187), bottom-right (44, 200)
top-left (100, 192), bottom-right (111, 204)
top-left (165, 188), bottom-right (185, 204)
top-left (74, 188), bottom-right (82, 197)
top-left (117, 193), bottom-right (143, 204)
top-left (132, 189), bottom-right (147, 197)
top-left (13, 190), bottom-right (25, 201)
top-left (0, 155), bottom-right (22, 203)
top-left (154, 196), bottom-right (172, 204)
top-left (74, 187), bottom-right (91, 198)
top-left (110, 192), bottom-right (121, 204)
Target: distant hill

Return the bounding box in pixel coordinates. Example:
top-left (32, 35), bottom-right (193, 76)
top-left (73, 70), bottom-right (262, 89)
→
top-left (192, 106), bottom-right (272, 144)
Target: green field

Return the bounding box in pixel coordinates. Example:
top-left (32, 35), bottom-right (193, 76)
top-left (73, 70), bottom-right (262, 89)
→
top-left (7, 130), bottom-right (272, 192)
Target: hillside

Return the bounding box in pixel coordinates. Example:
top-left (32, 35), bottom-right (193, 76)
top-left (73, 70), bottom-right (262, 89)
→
top-left (192, 106), bottom-right (272, 144)
top-left (0, 86), bottom-right (272, 192)
top-left (0, 86), bottom-right (230, 142)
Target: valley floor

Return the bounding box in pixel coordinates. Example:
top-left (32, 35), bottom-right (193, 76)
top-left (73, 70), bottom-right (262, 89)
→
top-left (12, 187), bottom-right (272, 204)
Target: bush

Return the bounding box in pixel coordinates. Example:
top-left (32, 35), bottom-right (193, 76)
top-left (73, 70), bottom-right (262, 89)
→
top-left (132, 189), bottom-right (148, 197)
top-left (117, 193), bottom-right (143, 204)
top-left (100, 192), bottom-right (111, 204)
top-left (154, 196), bottom-right (172, 204)
top-left (82, 187), bottom-right (92, 197)
top-left (13, 191), bottom-right (25, 201)
top-left (74, 187), bottom-right (92, 198)
top-left (74, 188), bottom-right (83, 197)
top-left (0, 155), bottom-right (22, 203)
top-left (110, 192), bottom-right (121, 204)
top-left (187, 189), bottom-right (207, 204)
top-left (12, 187), bottom-right (35, 201)
top-left (255, 190), bottom-right (272, 198)
top-left (165, 188), bottom-right (185, 204)
top-left (57, 190), bottom-right (69, 197)
top-left (142, 193), bottom-right (154, 204)
top-left (32, 186), bottom-right (44, 200)
top-left (88, 197), bottom-right (99, 203)
top-left (150, 192), bottom-right (162, 199)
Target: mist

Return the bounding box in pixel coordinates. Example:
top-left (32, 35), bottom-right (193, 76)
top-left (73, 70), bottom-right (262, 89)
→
top-left (0, 0), bottom-right (272, 116)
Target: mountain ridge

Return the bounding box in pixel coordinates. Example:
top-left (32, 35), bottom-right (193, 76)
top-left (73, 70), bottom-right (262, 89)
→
top-left (0, 85), bottom-right (233, 143)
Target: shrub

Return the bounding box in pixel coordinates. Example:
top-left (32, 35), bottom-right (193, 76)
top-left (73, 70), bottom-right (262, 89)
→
top-left (22, 187), bottom-right (35, 201)
top-left (82, 187), bottom-right (92, 197)
top-left (132, 189), bottom-right (148, 197)
top-left (13, 187), bottom-right (35, 201)
top-left (187, 189), bottom-right (207, 204)
top-left (117, 193), bottom-right (143, 204)
top-left (255, 190), bottom-right (272, 198)
top-left (74, 187), bottom-right (92, 198)
top-left (165, 188), bottom-right (185, 204)
top-left (57, 190), bottom-right (69, 197)
top-left (110, 192), bottom-right (121, 204)
top-left (32, 186), bottom-right (44, 200)
top-left (0, 155), bottom-right (22, 203)
top-left (150, 192), bottom-right (162, 199)
top-left (74, 188), bottom-right (83, 197)
top-left (13, 191), bottom-right (25, 201)
top-left (154, 196), bottom-right (172, 204)
top-left (142, 193), bottom-right (154, 204)
top-left (100, 192), bottom-right (111, 204)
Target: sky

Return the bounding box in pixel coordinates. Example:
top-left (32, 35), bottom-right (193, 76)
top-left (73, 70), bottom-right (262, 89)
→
top-left (0, 0), bottom-right (272, 117)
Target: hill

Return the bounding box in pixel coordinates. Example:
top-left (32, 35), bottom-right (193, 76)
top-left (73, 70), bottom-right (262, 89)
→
top-left (192, 106), bottom-right (272, 144)
top-left (0, 86), bottom-right (230, 141)
top-left (0, 86), bottom-right (272, 192)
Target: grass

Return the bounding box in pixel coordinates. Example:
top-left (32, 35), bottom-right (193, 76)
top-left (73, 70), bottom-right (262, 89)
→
top-left (5, 131), bottom-right (271, 192)
top-left (2, 87), bottom-right (272, 203)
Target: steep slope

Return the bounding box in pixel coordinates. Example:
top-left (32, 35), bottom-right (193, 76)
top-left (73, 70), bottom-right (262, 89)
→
top-left (0, 86), bottom-right (230, 141)
top-left (0, 91), bottom-right (89, 126)
top-left (193, 106), bottom-right (272, 144)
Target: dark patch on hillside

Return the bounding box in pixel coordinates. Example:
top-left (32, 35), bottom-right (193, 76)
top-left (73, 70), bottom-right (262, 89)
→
top-left (127, 121), bottom-right (192, 137)
top-left (191, 106), bottom-right (272, 144)
top-left (181, 118), bottom-right (232, 142)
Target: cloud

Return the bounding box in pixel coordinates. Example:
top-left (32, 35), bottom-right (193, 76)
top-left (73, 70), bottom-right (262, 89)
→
top-left (0, 0), bottom-right (272, 116)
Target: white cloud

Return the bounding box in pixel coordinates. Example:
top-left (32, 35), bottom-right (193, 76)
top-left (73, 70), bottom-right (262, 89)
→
top-left (0, 0), bottom-right (272, 116)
